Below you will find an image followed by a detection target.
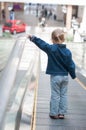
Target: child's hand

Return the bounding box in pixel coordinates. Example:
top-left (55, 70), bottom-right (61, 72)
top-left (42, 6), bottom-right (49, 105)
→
top-left (28, 34), bottom-right (32, 39)
top-left (24, 34), bottom-right (32, 39)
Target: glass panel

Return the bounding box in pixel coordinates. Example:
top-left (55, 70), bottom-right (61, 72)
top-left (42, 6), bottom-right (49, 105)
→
top-left (4, 22), bottom-right (12, 27)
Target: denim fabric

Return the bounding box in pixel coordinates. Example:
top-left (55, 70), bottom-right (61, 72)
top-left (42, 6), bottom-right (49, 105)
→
top-left (50, 75), bottom-right (69, 116)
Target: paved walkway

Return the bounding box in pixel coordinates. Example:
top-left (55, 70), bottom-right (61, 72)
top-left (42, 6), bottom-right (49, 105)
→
top-left (34, 72), bottom-right (86, 130)
top-left (14, 10), bottom-right (64, 27)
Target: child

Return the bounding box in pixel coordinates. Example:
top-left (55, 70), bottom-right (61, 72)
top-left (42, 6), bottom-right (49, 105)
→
top-left (39, 17), bottom-right (46, 27)
top-left (28, 28), bottom-right (76, 119)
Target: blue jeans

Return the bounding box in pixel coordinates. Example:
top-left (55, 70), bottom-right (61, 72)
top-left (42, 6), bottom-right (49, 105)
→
top-left (50, 75), bottom-right (69, 116)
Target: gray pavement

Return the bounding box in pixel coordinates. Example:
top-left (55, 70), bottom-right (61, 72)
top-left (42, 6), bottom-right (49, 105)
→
top-left (14, 10), bottom-right (64, 27)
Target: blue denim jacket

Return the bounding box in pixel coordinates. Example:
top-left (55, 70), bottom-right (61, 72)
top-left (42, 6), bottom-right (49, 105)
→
top-left (30, 36), bottom-right (76, 79)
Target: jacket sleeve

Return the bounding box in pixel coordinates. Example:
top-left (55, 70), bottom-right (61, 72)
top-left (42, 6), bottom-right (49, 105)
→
top-left (29, 36), bottom-right (51, 53)
top-left (67, 53), bottom-right (76, 79)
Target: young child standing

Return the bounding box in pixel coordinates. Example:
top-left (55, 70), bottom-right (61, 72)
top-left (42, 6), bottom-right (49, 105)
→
top-left (28, 28), bottom-right (76, 119)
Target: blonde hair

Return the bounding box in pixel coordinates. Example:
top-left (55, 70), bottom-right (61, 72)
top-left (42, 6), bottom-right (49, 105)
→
top-left (51, 29), bottom-right (65, 43)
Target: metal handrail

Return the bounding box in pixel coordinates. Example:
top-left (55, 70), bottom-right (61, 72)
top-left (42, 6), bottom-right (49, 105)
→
top-left (0, 36), bottom-right (28, 130)
top-left (4, 58), bottom-right (39, 130)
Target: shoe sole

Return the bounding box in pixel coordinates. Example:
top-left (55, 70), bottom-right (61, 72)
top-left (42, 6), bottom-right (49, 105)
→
top-left (58, 115), bottom-right (64, 119)
top-left (49, 115), bottom-right (59, 119)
